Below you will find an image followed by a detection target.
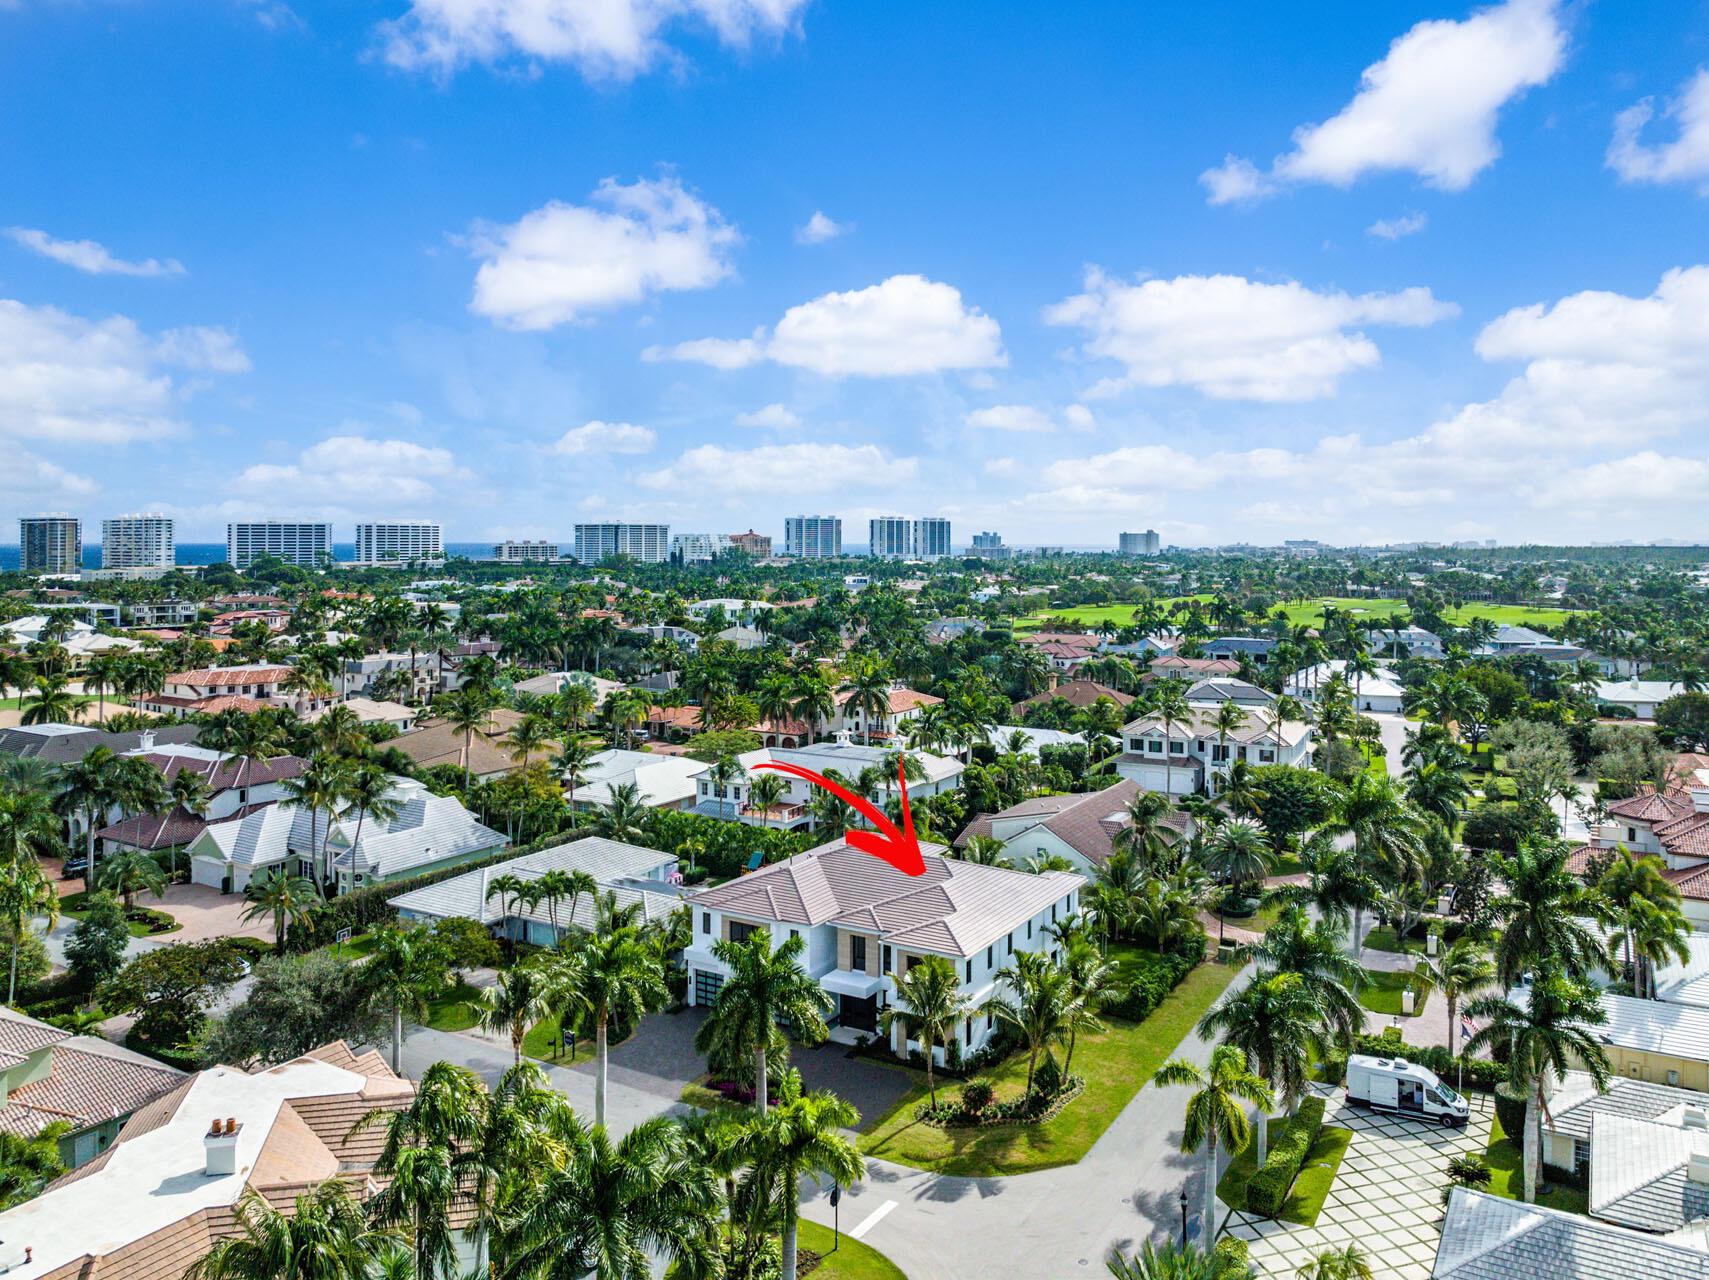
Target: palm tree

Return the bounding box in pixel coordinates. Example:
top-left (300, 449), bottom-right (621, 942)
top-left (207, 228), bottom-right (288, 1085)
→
top-left (240, 866), bottom-right (321, 954)
top-left (83, 652), bottom-right (121, 721)
top-left (506, 710), bottom-right (554, 769)
top-left (791, 675), bottom-right (836, 746)
top-left (20, 675), bottom-right (86, 726)
top-left (838, 660), bottom-right (894, 745)
top-left (1421, 936), bottom-right (1495, 1061)
top-left (366, 1141), bottom-right (458, 1280)
top-left (1210, 699), bottom-right (1249, 795)
top-left (737, 1069), bottom-right (864, 1280)
top-left (1490, 840), bottom-right (1606, 986)
top-left (1598, 846), bottom-right (1685, 991)
top-left (1295, 1244), bottom-right (1373, 1280)
top-left (880, 955), bottom-right (976, 1107)
top-left (553, 734), bottom-right (601, 812)
top-left (0, 1122), bottom-right (70, 1209)
top-left (1198, 972), bottom-right (1321, 1163)
top-left (472, 965), bottom-right (550, 1066)
top-left (1154, 1045), bottom-right (1273, 1243)
top-left (958, 833), bottom-right (1011, 866)
top-left (186, 1182), bottom-right (396, 1280)
top-left (748, 769), bottom-right (789, 827)
top-left (367, 925), bottom-right (452, 1074)
top-left (279, 754), bottom-right (353, 887)
top-left (1202, 818), bottom-right (1272, 944)
top-left (507, 1113), bottom-right (718, 1280)
top-left (1060, 942), bottom-right (1118, 1078)
top-left (1240, 907), bottom-right (1366, 1048)
top-left (591, 781), bottom-right (650, 843)
top-left (1116, 789), bottom-right (1177, 870)
top-left (95, 846), bottom-right (167, 910)
top-left (706, 754), bottom-right (742, 819)
top-left (485, 872), bottom-right (529, 944)
top-left (0, 857), bottom-right (56, 1004)
top-left (1322, 773), bottom-right (1426, 955)
top-left (562, 927), bottom-right (669, 1127)
top-left (1107, 1240), bottom-right (1255, 1280)
top-left (1629, 894), bottom-right (1691, 999)
top-left (985, 949), bottom-right (1071, 1099)
top-left (437, 687), bottom-right (493, 790)
top-left (1464, 974), bottom-right (1612, 1203)
top-left (1151, 677), bottom-right (1193, 798)
top-left (695, 927), bottom-right (832, 1115)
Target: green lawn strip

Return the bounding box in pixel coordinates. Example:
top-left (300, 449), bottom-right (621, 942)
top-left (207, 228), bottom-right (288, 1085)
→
top-left (798, 1220), bottom-right (908, 1280)
top-left (1359, 968), bottom-right (1431, 1017)
top-left (1483, 1112), bottom-right (1588, 1215)
top-left (859, 957), bottom-right (1238, 1176)
top-left (1361, 926), bottom-right (1422, 955)
top-left (423, 980), bottom-right (484, 1032)
top-left (520, 1011), bottom-right (610, 1066)
top-left (1217, 1119), bottom-right (1351, 1226)
top-left (1016, 598), bottom-right (1580, 634)
top-left (1211, 900), bottom-right (1284, 934)
top-left (56, 892), bottom-right (179, 938)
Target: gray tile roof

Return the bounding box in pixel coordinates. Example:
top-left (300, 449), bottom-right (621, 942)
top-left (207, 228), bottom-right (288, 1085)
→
top-left (1547, 1072), bottom-right (1709, 1142)
top-left (1589, 1112), bottom-right (1709, 1233)
top-left (0, 723), bottom-right (200, 765)
top-left (1434, 1188), bottom-right (1709, 1279)
top-left (951, 779), bottom-right (1189, 867)
top-left (688, 838), bottom-right (1084, 959)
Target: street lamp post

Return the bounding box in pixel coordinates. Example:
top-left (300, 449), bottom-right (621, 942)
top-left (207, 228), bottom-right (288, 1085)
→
top-left (1179, 1189), bottom-right (1189, 1245)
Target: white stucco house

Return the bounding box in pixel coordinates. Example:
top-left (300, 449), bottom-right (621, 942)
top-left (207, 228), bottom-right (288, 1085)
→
top-left (685, 837), bottom-right (1083, 1060)
top-left (1595, 679), bottom-right (1687, 722)
top-left (1285, 660), bottom-right (1407, 714)
top-left (689, 736), bottom-right (964, 829)
top-left (1114, 706), bottom-right (1315, 797)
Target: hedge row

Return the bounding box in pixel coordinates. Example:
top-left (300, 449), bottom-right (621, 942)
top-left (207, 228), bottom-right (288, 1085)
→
top-left (1104, 950), bottom-right (1198, 1022)
top-left (1326, 1029), bottom-right (1507, 1093)
top-left (1245, 1095), bottom-right (1326, 1218)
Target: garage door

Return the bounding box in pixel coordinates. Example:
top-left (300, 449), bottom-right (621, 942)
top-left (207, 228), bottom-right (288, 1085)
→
top-left (694, 970), bottom-right (724, 1006)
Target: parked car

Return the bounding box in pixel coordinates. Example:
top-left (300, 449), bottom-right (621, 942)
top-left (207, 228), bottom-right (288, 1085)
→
top-left (1346, 1053), bottom-right (1469, 1127)
top-left (61, 856), bottom-right (88, 880)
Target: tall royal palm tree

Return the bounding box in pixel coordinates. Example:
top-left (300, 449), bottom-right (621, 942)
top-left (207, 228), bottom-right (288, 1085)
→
top-left (506, 710), bottom-right (555, 769)
top-left (0, 856), bottom-right (56, 1004)
top-left (1490, 840), bottom-right (1606, 986)
top-left (1202, 817), bottom-right (1272, 944)
top-left (53, 747), bottom-right (164, 888)
top-left (591, 781), bottom-right (650, 844)
top-left (279, 754), bottom-right (354, 888)
top-left (1464, 973), bottom-right (1611, 1203)
top-left (1151, 677), bottom-right (1193, 799)
top-left (880, 955), bottom-right (976, 1108)
top-left (695, 928), bottom-right (832, 1115)
top-left (367, 925), bottom-right (452, 1075)
top-left (1597, 846), bottom-right (1686, 991)
top-left (1154, 1045), bottom-right (1273, 1245)
top-left (1322, 773), bottom-right (1426, 955)
top-left (1210, 699), bottom-right (1249, 795)
top-left (1420, 936), bottom-right (1496, 1061)
top-left (1241, 907), bottom-right (1366, 1048)
top-left (838, 660), bottom-right (895, 745)
top-left (553, 734), bottom-right (600, 815)
top-left (558, 927), bottom-right (669, 1127)
top-left (1198, 972), bottom-right (1322, 1164)
top-left (472, 965), bottom-right (551, 1066)
top-left (437, 687), bottom-right (494, 791)
top-left (737, 1069), bottom-right (863, 1280)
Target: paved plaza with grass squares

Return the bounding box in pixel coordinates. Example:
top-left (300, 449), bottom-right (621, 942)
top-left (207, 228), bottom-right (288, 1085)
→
top-left (1227, 1084), bottom-right (1495, 1279)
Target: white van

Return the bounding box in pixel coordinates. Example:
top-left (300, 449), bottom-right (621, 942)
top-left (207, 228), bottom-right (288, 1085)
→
top-left (1345, 1054), bottom-right (1469, 1127)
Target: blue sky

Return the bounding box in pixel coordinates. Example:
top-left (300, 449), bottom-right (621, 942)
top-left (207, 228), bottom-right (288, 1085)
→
top-left (3, 0), bottom-right (1708, 548)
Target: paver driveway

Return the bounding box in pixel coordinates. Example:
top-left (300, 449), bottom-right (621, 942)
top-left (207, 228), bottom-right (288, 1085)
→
top-left (1227, 1084), bottom-right (1494, 1280)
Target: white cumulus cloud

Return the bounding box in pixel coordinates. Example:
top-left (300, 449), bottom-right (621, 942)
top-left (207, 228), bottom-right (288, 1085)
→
top-left (230, 436), bottom-right (472, 508)
top-left (1608, 68), bottom-right (1709, 192)
top-left (0, 299), bottom-right (246, 444)
top-left (734, 403), bottom-right (800, 429)
top-left (380, 0), bottom-right (809, 80)
top-left (1203, 0), bottom-right (1564, 204)
top-left (965, 404), bottom-right (1056, 433)
top-left (0, 450), bottom-right (96, 499)
top-left (1368, 211), bottom-right (1429, 240)
top-left (5, 227), bottom-right (185, 277)
top-left (654, 274), bottom-right (1005, 377)
top-left (549, 420), bottom-right (656, 456)
top-left (795, 211), bottom-right (849, 244)
top-left (467, 175), bottom-right (738, 330)
top-left (1044, 270), bottom-right (1456, 402)
top-left (639, 441), bottom-right (917, 495)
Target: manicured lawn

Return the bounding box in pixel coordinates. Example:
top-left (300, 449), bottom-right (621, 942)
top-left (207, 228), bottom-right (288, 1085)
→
top-left (423, 980), bottom-right (483, 1032)
top-left (1217, 1119), bottom-right (1352, 1226)
top-left (57, 891), bottom-right (179, 937)
top-left (1361, 926), bottom-right (1422, 955)
top-left (860, 955), bottom-right (1239, 1176)
top-left (1483, 1112), bottom-right (1588, 1214)
top-left (1015, 597), bottom-right (1580, 634)
top-left (320, 931), bottom-right (378, 960)
top-left (1359, 968), bottom-right (1430, 1017)
top-left (1211, 900), bottom-right (1284, 935)
top-left (521, 1011), bottom-right (610, 1065)
top-left (798, 1220), bottom-right (908, 1280)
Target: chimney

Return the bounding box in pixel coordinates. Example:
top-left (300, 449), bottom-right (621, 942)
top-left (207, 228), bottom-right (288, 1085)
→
top-left (205, 1117), bottom-right (241, 1176)
top-left (139, 729), bottom-right (156, 751)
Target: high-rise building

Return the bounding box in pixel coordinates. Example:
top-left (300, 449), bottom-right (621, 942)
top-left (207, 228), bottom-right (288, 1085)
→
top-left (785, 515), bottom-right (842, 559)
top-left (354, 521), bottom-right (442, 564)
top-left (19, 515), bottom-right (81, 574)
top-left (869, 516), bottom-right (913, 559)
top-left (492, 540), bottom-right (558, 563)
top-left (671, 533), bottom-right (717, 564)
top-left (724, 530), bottom-right (772, 558)
top-left (1119, 530), bottom-right (1161, 556)
top-left (226, 521), bottom-right (333, 569)
top-left (573, 523), bottom-right (670, 564)
top-left (100, 513), bottom-right (173, 569)
top-left (912, 517), bottom-right (952, 560)
top-left (969, 530), bottom-right (1008, 559)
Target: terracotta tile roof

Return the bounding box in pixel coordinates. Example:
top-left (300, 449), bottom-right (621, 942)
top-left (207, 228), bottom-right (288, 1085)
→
top-left (1149, 656), bottom-right (1242, 676)
top-left (1653, 811), bottom-right (1709, 857)
top-left (833, 687), bottom-right (942, 714)
top-left (1607, 787), bottom-right (1696, 823)
top-left (1018, 632), bottom-right (1100, 648)
top-left (0, 1007), bottom-right (71, 1070)
top-left (165, 666), bottom-right (296, 687)
top-left (97, 801), bottom-right (273, 851)
top-left (391, 707), bottom-right (557, 775)
top-left (1012, 679), bottom-right (1135, 712)
top-left (646, 705), bottom-right (703, 730)
top-left (0, 1040), bottom-right (184, 1139)
top-left (136, 751), bottom-right (306, 793)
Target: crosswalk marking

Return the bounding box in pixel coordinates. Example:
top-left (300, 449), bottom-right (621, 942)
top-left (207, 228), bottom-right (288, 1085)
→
top-left (848, 1199), bottom-right (897, 1239)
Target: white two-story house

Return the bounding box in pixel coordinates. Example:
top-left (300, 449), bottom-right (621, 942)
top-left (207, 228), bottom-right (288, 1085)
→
top-left (690, 736), bottom-right (964, 830)
top-left (1115, 706), bottom-right (1315, 797)
top-left (685, 838), bottom-right (1084, 1062)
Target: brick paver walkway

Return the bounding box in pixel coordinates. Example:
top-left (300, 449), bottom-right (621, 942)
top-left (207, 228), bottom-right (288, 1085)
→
top-left (1227, 1083), bottom-right (1493, 1280)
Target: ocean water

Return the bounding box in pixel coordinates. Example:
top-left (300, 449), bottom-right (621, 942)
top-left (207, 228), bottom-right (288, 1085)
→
top-left (0, 542), bottom-right (503, 571)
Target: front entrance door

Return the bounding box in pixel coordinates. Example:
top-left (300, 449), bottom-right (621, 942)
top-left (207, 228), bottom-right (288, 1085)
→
top-left (838, 994), bottom-right (877, 1034)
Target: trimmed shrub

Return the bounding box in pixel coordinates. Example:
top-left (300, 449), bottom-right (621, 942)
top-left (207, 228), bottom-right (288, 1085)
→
top-left (1244, 1096), bottom-right (1326, 1218)
top-left (961, 1079), bottom-right (995, 1114)
top-left (1494, 1082), bottom-right (1529, 1140)
top-left (1347, 1031), bottom-right (1505, 1093)
top-left (1212, 1237), bottom-right (1250, 1276)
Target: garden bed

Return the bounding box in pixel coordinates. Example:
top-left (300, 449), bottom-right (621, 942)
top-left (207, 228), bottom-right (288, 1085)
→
top-left (58, 892), bottom-right (180, 938)
top-left (1359, 968), bottom-right (1430, 1016)
top-left (911, 1077), bottom-right (1085, 1129)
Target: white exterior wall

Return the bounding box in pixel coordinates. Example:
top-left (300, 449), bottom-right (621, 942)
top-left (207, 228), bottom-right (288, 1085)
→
top-left (354, 522), bottom-right (442, 563)
top-left (226, 522), bottom-right (333, 568)
top-left (101, 515), bottom-right (173, 569)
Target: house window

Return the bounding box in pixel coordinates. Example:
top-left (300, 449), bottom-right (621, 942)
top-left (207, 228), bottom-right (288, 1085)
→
top-left (729, 921), bottom-right (757, 945)
top-left (882, 944), bottom-right (892, 973)
top-left (1147, 740), bottom-right (1163, 754)
top-left (1007, 933), bottom-right (1014, 955)
top-left (1259, 749), bottom-right (1275, 763)
top-left (1051, 905), bottom-right (1057, 922)
top-left (790, 928), bottom-right (799, 941)
top-left (1169, 741), bottom-right (1185, 755)
top-left (965, 1019), bottom-right (973, 1043)
top-left (851, 936), bottom-right (867, 973)
top-left (1628, 827), bottom-right (1637, 842)
top-left (965, 960), bottom-right (973, 983)
top-left (986, 945), bottom-right (993, 968)
top-left (701, 912), bottom-right (711, 935)
top-left (986, 1011), bottom-right (993, 1030)
top-left (1026, 921), bottom-right (1032, 940)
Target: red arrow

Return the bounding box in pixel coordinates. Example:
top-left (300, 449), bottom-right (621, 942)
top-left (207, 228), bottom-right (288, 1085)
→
top-left (752, 756), bottom-right (926, 876)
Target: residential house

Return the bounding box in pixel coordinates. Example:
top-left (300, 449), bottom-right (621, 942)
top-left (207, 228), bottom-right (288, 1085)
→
top-left (0, 722), bottom-right (201, 767)
top-left (954, 778), bottom-right (1189, 875)
top-left (338, 650), bottom-right (442, 703)
top-left (1540, 1071), bottom-right (1709, 1177)
top-left (95, 740), bottom-right (305, 856)
top-left (1115, 706), bottom-right (1315, 797)
top-left (687, 597), bottom-right (773, 625)
top-left (925, 617), bottom-right (983, 643)
top-left (511, 671), bottom-right (624, 705)
top-left (1, 616), bottom-right (142, 669)
top-left (1596, 680), bottom-right (1687, 721)
top-left (573, 749), bottom-right (709, 811)
top-left (122, 599), bottom-right (199, 628)
top-left (1148, 655), bottom-right (1241, 681)
top-left (1011, 679), bottom-right (1135, 718)
top-left (0, 1042), bottom-right (441, 1280)
top-left (186, 776), bottom-right (505, 894)
top-left (1565, 988), bottom-right (1709, 1091)
top-left (0, 1007), bottom-right (184, 1170)
top-left (1478, 623), bottom-right (1560, 653)
top-left (1432, 1188), bottom-right (1709, 1279)
top-left (689, 737), bottom-right (963, 829)
top-left (390, 707), bottom-right (558, 780)
top-left (1285, 659), bottom-right (1407, 713)
top-left (306, 696), bottom-right (418, 733)
top-left (390, 836), bottom-right (685, 945)
top-left (1367, 625), bottom-right (1445, 659)
top-left (137, 665), bottom-right (330, 718)
top-left (1569, 772), bottom-right (1709, 930)
top-left (830, 686), bottom-right (942, 741)
top-left (685, 837), bottom-right (1084, 1059)
top-left (207, 608), bottom-right (292, 638)
top-left (1184, 677), bottom-right (1276, 708)
top-left (976, 725), bottom-right (1094, 758)
top-left (1199, 636), bottom-right (1277, 667)
top-left (1588, 1111), bottom-right (1709, 1234)
top-left (715, 624), bottom-right (770, 651)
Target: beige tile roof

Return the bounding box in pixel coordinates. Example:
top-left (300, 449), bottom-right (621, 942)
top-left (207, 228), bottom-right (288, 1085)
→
top-left (0, 1040), bottom-right (184, 1139)
top-left (690, 838), bottom-right (1084, 958)
top-left (391, 707), bottom-right (557, 775)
